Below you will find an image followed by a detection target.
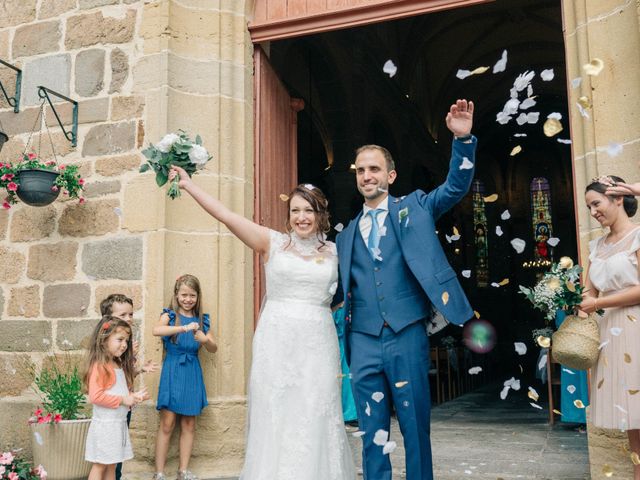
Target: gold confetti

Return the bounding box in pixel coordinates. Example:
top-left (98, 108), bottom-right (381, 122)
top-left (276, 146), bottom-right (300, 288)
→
top-left (483, 194), bottom-right (498, 203)
top-left (474, 310), bottom-right (481, 319)
top-left (625, 353), bottom-right (632, 363)
top-left (441, 291), bottom-right (449, 305)
top-left (315, 256), bottom-right (325, 264)
top-left (553, 409), bottom-right (563, 416)
top-left (574, 399), bottom-right (585, 409)
top-left (543, 118), bottom-right (563, 137)
top-left (566, 281), bottom-right (576, 292)
top-left (470, 66), bottom-right (490, 76)
top-left (628, 314), bottom-right (637, 322)
top-left (603, 355), bottom-right (609, 367)
top-left (498, 278), bottom-right (510, 286)
top-left (453, 226), bottom-right (460, 236)
top-left (583, 58), bottom-right (604, 76)
top-left (510, 145), bottom-right (522, 156)
top-left (629, 389), bottom-right (639, 395)
top-left (518, 364), bottom-right (523, 374)
top-left (602, 464), bottom-right (613, 477)
top-left (577, 96), bottom-right (592, 109)
top-left (528, 390), bottom-right (539, 401)
top-left (395, 381), bottom-right (409, 388)
top-left (631, 452), bottom-right (640, 465)
top-left (597, 379), bottom-right (604, 389)
top-left (536, 336), bottom-right (551, 348)
top-left (279, 193), bottom-right (289, 202)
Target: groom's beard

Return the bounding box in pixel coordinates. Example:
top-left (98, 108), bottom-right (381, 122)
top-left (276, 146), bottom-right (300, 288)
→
top-left (358, 184), bottom-right (388, 202)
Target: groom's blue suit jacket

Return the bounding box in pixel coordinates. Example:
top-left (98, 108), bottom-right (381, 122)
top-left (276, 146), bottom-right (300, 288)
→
top-left (336, 137), bottom-right (477, 336)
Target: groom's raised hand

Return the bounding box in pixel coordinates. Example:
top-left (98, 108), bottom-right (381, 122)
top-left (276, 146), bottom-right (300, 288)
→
top-left (445, 99), bottom-right (474, 138)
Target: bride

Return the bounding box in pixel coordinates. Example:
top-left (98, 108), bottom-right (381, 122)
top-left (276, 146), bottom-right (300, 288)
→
top-left (168, 168), bottom-right (356, 480)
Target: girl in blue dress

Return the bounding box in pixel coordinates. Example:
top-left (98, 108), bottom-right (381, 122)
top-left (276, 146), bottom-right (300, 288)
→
top-left (152, 274), bottom-right (217, 480)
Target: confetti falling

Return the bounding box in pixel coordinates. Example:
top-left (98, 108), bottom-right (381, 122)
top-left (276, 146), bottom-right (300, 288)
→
top-left (383, 60), bottom-right (397, 78)
top-left (395, 381), bottom-right (409, 388)
top-left (528, 387), bottom-right (539, 401)
top-left (577, 96), bottom-right (592, 109)
top-left (334, 223), bottom-right (344, 232)
top-left (371, 392), bottom-right (384, 403)
top-left (442, 291), bottom-right (450, 305)
top-left (493, 50), bottom-right (508, 73)
top-left (460, 157), bottom-right (474, 170)
top-left (530, 402), bottom-right (543, 410)
top-left (602, 464), bottom-right (613, 477)
top-left (547, 237), bottom-right (560, 247)
top-left (574, 400), bottom-right (585, 409)
top-left (279, 194), bottom-right (289, 202)
top-left (501, 210), bottom-right (511, 220)
top-left (583, 58), bottom-right (604, 76)
top-left (538, 354), bottom-right (548, 371)
top-left (540, 69), bottom-right (555, 81)
top-left (625, 353), bottom-right (632, 363)
top-left (495, 226), bottom-right (503, 237)
top-left (536, 336), bottom-right (551, 348)
top-left (557, 138), bottom-right (572, 144)
top-left (567, 385), bottom-right (576, 394)
top-left (468, 366), bottom-right (482, 375)
top-left (352, 431), bottom-right (365, 438)
top-left (483, 194), bottom-right (498, 203)
top-left (628, 315), bottom-right (637, 322)
top-left (514, 342), bottom-right (527, 356)
top-left (563, 368), bottom-right (576, 375)
top-left (383, 441), bottom-right (397, 455)
top-left (373, 429), bottom-right (389, 446)
top-left (611, 327), bottom-right (622, 336)
top-left (511, 238), bottom-right (526, 253)
top-left (543, 118), bottom-right (563, 137)
top-left (462, 270), bottom-right (471, 278)
top-left (365, 402), bottom-right (371, 416)
top-left (606, 142), bottom-right (623, 157)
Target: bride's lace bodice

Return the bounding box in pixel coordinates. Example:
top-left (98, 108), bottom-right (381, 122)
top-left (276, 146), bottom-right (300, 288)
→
top-left (265, 230), bottom-right (338, 306)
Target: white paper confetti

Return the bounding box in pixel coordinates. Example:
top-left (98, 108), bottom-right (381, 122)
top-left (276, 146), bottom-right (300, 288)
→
top-left (460, 157), bottom-right (474, 170)
top-left (538, 354), bottom-right (548, 371)
top-left (527, 84), bottom-right (533, 98)
top-left (530, 402), bottom-right (543, 410)
top-left (563, 368), bottom-right (576, 375)
top-left (611, 327), bottom-right (622, 336)
top-left (606, 142), bottom-right (623, 157)
top-left (491, 282), bottom-right (500, 288)
top-left (496, 111), bottom-right (512, 125)
top-left (500, 386), bottom-right (510, 400)
top-left (514, 342), bottom-right (527, 355)
top-left (504, 98), bottom-right (520, 114)
top-left (461, 270), bottom-right (471, 278)
top-left (373, 429), bottom-right (389, 446)
top-left (520, 97), bottom-right (536, 110)
top-left (383, 60), bottom-right (397, 78)
top-left (495, 226), bottom-right (504, 237)
top-left (615, 404), bottom-right (628, 414)
top-left (445, 234), bottom-right (452, 244)
top-left (547, 112), bottom-right (562, 120)
top-left (383, 441), bottom-right (397, 455)
top-left (501, 210), bottom-right (511, 220)
top-left (599, 340), bottom-right (609, 350)
top-left (511, 238), bottom-right (526, 253)
top-left (329, 282), bottom-right (338, 295)
top-left (513, 133), bottom-right (527, 137)
top-left (571, 77), bottom-right (582, 89)
top-left (577, 102), bottom-right (590, 119)
top-left (352, 431), bottom-right (365, 437)
top-left (526, 112), bottom-right (540, 124)
top-left (378, 225), bottom-right (387, 237)
top-left (365, 402), bottom-right (371, 416)
top-left (456, 69), bottom-right (472, 80)
top-left (371, 247), bottom-right (383, 261)
top-left (468, 366), bottom-right (482, 375)
top-left (372, 392), bottom-right (385, 403)
top-left (567, 385), bottom-right (576, 394)
top-left (557, 138), bottom-right (572, 144)
top-left (34, 432), bottom-right (44, 445)
top-left (547, 237), bottom-right (560, 247)
top-left (493, 49), bottom-right (508, 73)
top-left (304, 183), bottom-right (315, 190)
top-left (540, 69), bottom-right (555, 81)
top-left (114, 207), bottom-right (122, 217)
top-left (516, 113), bottom-right (528, 126)
top-left (513, 71), bottom-right (535, 92)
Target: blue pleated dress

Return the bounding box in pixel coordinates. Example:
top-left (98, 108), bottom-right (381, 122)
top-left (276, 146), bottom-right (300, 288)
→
top-left (156, 308), bottom-right (209, 416)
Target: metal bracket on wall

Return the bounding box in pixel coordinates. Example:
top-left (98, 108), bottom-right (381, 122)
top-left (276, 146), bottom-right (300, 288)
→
top-left (0, 59), bottom-right (22, 113)
top-left (37, 86), bottom-right (78, 147)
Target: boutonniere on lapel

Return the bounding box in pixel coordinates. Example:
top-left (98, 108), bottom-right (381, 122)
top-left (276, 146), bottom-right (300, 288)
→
top-left (398, 207), bottom-right (409, 227)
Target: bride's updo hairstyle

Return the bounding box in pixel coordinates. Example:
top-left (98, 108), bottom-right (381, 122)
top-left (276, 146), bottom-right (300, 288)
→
top-left (586, 175), bottom-right (638, 217)
top-left (285, 184), bottom-right (331, 241)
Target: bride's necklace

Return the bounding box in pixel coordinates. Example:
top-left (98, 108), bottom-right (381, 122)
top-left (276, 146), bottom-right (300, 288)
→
top-left (290, 232), bottom-right (324, 256)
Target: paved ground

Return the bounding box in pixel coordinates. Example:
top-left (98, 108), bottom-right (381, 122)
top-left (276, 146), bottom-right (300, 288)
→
top-left (170, 384), bottom-right (591, 480)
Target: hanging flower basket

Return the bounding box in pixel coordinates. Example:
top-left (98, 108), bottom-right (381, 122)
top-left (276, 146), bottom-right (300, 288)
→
top-left (0, 153), bottom-right (85, 209)
top-left (0, 131), bottom-right (8, 152)
top-left (16, 168), bottom-right (61, 206)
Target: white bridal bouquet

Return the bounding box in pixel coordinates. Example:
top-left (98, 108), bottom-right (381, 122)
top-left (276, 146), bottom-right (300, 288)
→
top-left (140, 131), bottom-right (212, 199)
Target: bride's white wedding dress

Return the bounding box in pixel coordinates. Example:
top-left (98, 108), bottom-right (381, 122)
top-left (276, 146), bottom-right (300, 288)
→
top-left (240, 230), bottom-right (356, 480)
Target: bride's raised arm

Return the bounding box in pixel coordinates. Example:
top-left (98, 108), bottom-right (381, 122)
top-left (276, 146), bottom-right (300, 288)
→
top-left (169, 166), bottom-right (271, 256)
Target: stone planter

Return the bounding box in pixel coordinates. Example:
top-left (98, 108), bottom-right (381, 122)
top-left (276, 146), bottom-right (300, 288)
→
top-left (30, 419), bottom-right (92, 480)
top-left (16, 168), bottom-right (60, 206)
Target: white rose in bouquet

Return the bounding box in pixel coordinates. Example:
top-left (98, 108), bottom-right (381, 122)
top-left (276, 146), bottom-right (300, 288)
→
top-left (156, 133), bottom-right (180, 153)
top-left (189, 144), bottom-right (210, 167)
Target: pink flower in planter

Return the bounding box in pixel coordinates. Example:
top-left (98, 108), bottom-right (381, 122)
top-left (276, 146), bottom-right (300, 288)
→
top-left (34, 408), bottom-right (43, 416)
top-left (6, 182), bottom-right (17, 192)
top-left (53, 413), bottom-right (62, 423)
top-left (37, 416), bottom-right (47, 424)
top-left (58, 165), bottom-right (66, 171)
top-left (79, 197), bottom-right (86, 204)
top-left (8, 471), bottom-right (19, 480)
top-left (45, 161), bottom-right (55, 166)
top-left (0, 465), bottom-right (5, 475)
top-left (1, 173), bottom-right (14, 181)
top-left (79, 178), bottom-right (85, 185)
top-left (35, 465), bottom-right (47, 479)
top-left (0, 452), bottom-right (14, 465)
top-left (27, 153), bottom-right (36, 160)
top-left (2, 202), bottom-right (10, 210)
top-left (51, 186), bottom-right (59, 192)
top-left (43, 413), bottom-right (52, 423)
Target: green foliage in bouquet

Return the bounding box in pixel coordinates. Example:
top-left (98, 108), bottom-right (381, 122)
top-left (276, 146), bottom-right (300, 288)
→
top-left (519, 256), bottom-right (601, 322)
top-left (140, 130), bottom-right (212, 199)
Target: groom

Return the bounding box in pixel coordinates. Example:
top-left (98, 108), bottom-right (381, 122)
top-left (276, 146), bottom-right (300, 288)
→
top-left (336, 99), bottom-right (476, 480)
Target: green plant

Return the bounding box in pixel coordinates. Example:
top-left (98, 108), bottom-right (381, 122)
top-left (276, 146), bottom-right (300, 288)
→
top-left (28, 360), bottom-right (86, 423)
top-left (0, 450), bottom-right (47, 479)
top-left (0, 153), bottom-right (85, 208)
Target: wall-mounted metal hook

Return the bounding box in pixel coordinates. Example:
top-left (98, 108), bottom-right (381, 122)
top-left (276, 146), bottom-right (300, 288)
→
top-left (0, 59), bottom-right (22, 113)
top-left (37, 86), bottom-right (78, 147)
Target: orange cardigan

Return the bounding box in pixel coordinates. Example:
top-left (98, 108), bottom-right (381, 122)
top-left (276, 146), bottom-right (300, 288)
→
top-left (88, 363), bottom-right (129, 409)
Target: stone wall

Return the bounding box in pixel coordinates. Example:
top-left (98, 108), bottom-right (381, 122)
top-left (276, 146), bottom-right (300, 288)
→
top-left (0, 1), bottom-right (255, 477)
top-left (562, 1), bottom-right (640, 478)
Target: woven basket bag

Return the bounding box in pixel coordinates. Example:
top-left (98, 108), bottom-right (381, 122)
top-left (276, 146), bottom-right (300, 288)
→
top-left (551, 313), bottom-right (600, 370)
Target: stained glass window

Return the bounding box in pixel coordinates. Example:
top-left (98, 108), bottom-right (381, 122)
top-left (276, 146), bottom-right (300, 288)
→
top-left (530, 177), bottom-right (553, 260)
top-left (472, 180), bottom-right (489, 287)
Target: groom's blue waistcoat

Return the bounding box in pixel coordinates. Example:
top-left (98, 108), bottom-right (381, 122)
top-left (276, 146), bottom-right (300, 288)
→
top-left (350, 214), bottom-right (431, 336)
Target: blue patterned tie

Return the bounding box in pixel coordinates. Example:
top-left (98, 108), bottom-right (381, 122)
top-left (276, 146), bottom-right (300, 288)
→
top-left (367, 209), bottom-right (382, 259)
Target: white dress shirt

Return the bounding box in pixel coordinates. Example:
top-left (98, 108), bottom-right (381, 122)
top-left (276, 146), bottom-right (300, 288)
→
top-left (359, 196), bottom-right (389, 245)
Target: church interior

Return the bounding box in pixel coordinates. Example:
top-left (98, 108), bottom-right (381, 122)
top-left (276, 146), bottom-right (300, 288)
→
top-left (264, 0), bottom-right (578, 401)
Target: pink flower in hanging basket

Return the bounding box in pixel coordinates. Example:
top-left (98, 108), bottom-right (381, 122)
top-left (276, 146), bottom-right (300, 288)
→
top-left (58, 165), bottom-right (66, 171)
top-left (6, 182), bottom-right (17, 192)
top-left (27, 152), bottom-right (36, 160)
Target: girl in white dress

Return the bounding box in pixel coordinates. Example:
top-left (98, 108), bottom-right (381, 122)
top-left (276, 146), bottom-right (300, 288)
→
top-left (169, 166), bottom-right (356, 480)
top-left (84, 316), bottom-right (148, 480)
top-left (580, 175), bottom-right (640, 479)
